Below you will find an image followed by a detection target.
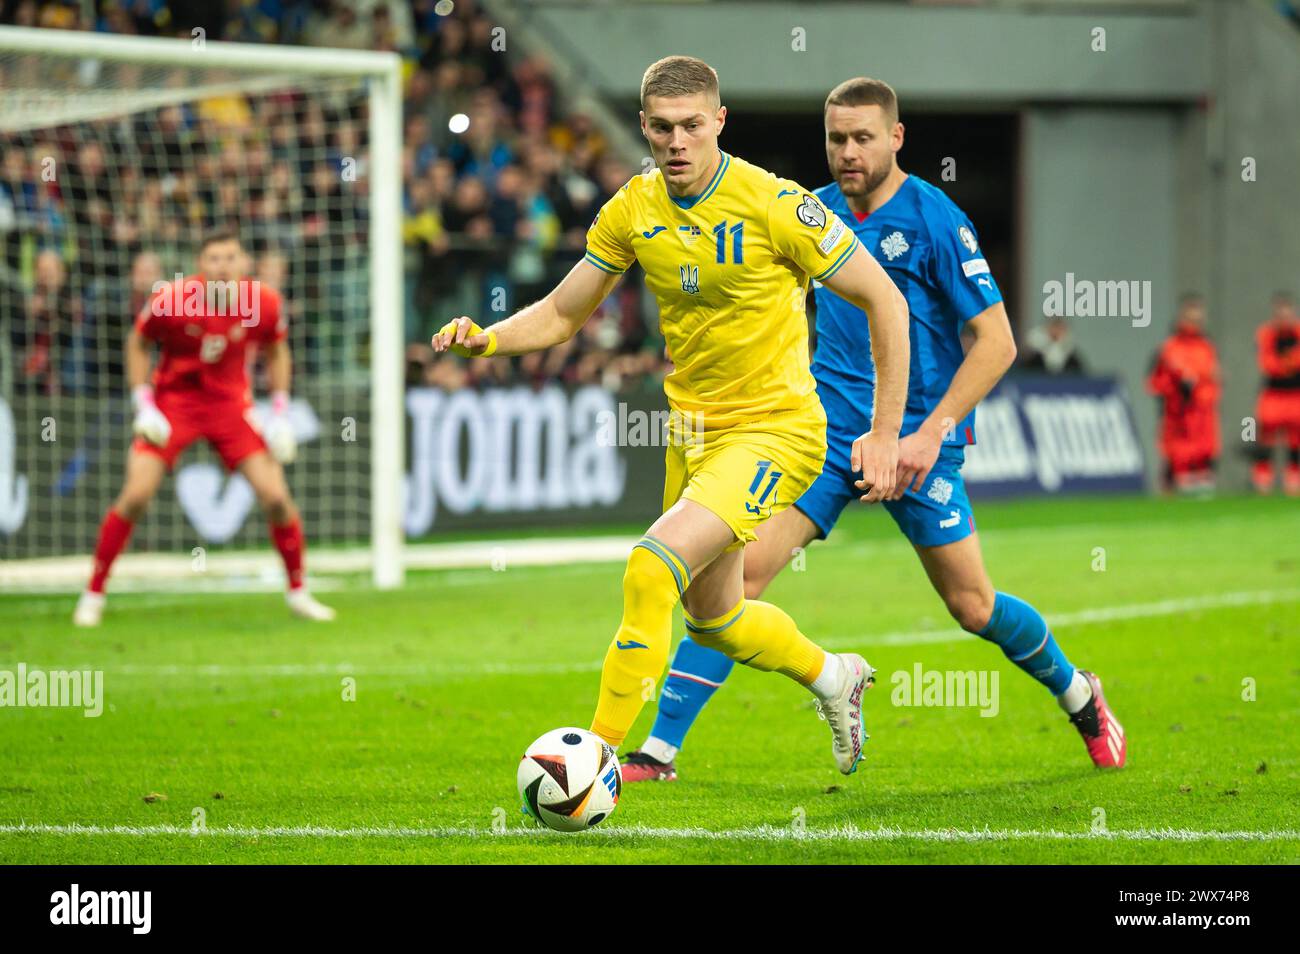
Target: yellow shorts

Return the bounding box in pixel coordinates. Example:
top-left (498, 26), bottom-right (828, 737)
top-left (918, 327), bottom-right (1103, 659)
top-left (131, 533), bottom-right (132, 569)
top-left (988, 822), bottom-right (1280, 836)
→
top-left (662, 402), bottom-right (827, 548)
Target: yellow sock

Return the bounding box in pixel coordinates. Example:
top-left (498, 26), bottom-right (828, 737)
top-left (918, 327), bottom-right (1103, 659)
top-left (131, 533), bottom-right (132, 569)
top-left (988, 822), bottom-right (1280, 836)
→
top-left (590, 537), bottom-right (690, 747)
top-left (685, 598), bottom-right (826, 685)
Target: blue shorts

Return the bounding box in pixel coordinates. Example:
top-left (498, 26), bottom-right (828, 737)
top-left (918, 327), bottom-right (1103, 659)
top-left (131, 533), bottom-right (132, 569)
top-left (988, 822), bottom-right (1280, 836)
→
top-left (795, 389), bottom-right (976, 548)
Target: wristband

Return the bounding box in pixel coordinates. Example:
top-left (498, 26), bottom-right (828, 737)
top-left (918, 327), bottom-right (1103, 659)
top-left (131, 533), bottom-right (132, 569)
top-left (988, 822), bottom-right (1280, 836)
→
top-left (131, 384), bottom-right (155, 412)
top-left (475, 330), bottom-right (499, 358)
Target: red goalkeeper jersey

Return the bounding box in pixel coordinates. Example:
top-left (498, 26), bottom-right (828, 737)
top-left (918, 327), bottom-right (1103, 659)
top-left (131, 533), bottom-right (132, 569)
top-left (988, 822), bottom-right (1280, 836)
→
top-left (134, 274), bottom-right (286, 403)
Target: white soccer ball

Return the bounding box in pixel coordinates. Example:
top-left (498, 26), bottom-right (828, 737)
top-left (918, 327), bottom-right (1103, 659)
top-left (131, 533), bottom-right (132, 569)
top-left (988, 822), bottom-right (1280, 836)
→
top-left (517, 727), bottom-right (622, 832)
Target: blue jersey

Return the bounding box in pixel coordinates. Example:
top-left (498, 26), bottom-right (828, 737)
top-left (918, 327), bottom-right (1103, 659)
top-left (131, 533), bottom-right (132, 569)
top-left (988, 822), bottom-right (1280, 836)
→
top-left (810, 175), bottom-right (1002, 445)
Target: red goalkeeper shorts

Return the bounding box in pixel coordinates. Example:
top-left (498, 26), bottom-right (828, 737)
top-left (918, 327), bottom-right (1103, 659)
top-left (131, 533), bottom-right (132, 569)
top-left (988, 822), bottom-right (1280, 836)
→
top-left (132, 390), bottom-right (268, 472)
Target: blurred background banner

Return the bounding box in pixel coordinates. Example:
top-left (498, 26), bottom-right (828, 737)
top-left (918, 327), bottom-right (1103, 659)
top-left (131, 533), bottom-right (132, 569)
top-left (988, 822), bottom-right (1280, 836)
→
top-left (402, 380), bottom-right (667, 536)
top-left (2, 377), bottom-right (674, 553)
top-left (1, 371), bottom-right (1145, 554)
top-left (965, 375), bottom-right (1146, 498)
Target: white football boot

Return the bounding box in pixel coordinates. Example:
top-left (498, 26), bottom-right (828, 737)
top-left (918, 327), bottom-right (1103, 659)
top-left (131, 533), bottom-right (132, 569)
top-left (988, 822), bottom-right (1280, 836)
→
top-left (286, 588), bottom-right (336, 622)
top-left (73, 590), bottom-right (106, 628)
top-left (816, 652), bottom-right (875, 774)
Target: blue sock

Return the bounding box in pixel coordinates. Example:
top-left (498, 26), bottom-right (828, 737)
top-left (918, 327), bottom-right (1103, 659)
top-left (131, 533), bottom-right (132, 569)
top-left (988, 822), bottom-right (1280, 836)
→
top-left (977, 592), bottom-right (1075, 696)
top-left (646, 636), bottom-right (735, 752)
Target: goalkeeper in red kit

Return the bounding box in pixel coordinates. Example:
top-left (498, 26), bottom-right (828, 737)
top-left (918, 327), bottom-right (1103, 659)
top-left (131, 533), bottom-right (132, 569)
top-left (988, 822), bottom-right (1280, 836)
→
top-left (74, 231), bottom-right (335, 626)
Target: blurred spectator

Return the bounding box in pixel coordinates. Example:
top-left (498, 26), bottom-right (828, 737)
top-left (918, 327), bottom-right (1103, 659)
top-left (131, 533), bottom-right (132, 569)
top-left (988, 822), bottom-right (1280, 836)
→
top-left (0, 145), bottom-right (50, 270)
top-left (62, 137), bottom-right (122, 280)
top-left (550, 112), bottom-right (607, 175)
top-left (11, 248), bottom-right (80, 394)
top-left (447, 92), bottom-right (514, 184)
top-left (488, 163), bottom-right (526, 238)
top-left (81, 250), bottom-right (164, 395)
top-left (1020, 316), bottom-right (1086, 375)
top-left (1146, 295), bottom-right (1221, 494)
top-left (1251, 291), bottom-right (1300, 495)
top-left (302, 1), bottom-right (373, 51)
top-left (505, 56), bottom-right (558, 140)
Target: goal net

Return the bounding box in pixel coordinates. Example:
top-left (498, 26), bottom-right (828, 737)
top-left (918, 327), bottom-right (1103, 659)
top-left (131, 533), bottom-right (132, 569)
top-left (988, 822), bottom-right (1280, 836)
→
top-left (0, 27), bottom-right (403, 588)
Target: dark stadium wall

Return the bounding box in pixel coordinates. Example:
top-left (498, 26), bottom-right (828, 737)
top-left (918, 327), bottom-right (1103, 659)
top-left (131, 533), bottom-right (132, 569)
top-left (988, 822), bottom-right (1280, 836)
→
top-left (1020, 105), bottom-right (1182, 491)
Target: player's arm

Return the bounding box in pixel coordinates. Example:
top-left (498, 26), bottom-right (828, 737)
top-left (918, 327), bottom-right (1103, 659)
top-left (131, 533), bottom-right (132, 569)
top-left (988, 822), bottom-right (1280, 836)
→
top-left (435, 183), bottom-right (633, 358)
top-left (262, 336), bottom-right (292, 395)
top-left (234, 287), bottom-right (297, 465)
top-left (432, 258), bottom-right (621, 358)
top-left (125, 327), bottom-right (152, 392)
top-left (126, 324), bottom-right (171, 447)
top-left (820, 249), bottom-right (910, 503)
top-left (258, 319), bottom-right (298, 464)
top-left (892, 302), bottom-right (1016, 498)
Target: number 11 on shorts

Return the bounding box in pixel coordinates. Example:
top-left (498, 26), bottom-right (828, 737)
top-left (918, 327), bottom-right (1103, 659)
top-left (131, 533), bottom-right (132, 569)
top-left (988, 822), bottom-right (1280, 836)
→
top-left (746, 460), bottom-right (782, 515)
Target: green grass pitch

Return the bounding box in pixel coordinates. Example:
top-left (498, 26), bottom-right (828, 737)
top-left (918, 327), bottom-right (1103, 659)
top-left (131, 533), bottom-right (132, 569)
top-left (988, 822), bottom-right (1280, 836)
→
top-left (1, 494), bottom-right (1297, 864)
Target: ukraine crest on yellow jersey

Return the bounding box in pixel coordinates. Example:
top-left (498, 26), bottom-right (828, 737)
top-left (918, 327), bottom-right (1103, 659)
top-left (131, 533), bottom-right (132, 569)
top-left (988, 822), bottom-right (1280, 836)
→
top-left (584, 150), bottom-right (860, 429)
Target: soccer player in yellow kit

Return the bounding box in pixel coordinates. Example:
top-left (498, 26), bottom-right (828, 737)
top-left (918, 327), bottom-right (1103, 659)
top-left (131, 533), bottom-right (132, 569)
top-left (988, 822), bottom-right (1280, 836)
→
top-left (434, 56), bottom-right (909, 776)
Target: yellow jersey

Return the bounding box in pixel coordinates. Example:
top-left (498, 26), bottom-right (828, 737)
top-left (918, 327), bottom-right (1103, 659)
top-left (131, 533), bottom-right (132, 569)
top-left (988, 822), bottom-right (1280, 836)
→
top-left (584, 150), bottom-right (860, 430)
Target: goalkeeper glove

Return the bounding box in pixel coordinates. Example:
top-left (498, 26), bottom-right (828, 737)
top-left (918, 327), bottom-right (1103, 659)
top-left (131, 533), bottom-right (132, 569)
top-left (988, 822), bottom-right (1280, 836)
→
top-left (131, 385), bottom-right (171, 447)
top-left (263, 390), bottom-right (297, 465)
top-left (433, 317), bottom-right (497, 357)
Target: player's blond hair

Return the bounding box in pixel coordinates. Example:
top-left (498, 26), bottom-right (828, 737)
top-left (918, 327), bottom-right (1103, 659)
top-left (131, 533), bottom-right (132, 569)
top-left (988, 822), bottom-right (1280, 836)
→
top-left (825, 77), bottom-right (899, 124)
top-left (640, 56), bottom-right (720, 110)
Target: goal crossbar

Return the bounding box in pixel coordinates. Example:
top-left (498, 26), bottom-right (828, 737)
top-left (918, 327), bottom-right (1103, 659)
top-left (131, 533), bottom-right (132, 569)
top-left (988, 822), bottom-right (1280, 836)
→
top-left (0, 25), bottom-right (397, 76)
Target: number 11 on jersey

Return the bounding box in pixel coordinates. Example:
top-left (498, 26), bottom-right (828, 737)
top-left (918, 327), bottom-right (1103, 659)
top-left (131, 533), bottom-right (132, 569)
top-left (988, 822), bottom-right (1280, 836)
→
top-left (713, 220), bottom-right (744, 264)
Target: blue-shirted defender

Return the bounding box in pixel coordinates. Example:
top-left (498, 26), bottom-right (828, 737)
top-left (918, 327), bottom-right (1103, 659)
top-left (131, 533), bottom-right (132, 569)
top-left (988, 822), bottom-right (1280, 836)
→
top-left (622, 77), bottom-right (1127, 781)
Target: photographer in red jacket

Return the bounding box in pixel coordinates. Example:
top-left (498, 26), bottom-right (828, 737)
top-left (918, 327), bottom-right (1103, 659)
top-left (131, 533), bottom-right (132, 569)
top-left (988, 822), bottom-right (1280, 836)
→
top-left (1147, 295), bottom-right (1221, 493)
top-left (1252, 292), bottom-right (1300, 495)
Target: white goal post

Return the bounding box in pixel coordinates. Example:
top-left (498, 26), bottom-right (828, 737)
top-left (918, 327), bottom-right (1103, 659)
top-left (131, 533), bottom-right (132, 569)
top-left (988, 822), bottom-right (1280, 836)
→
top-left (0, 26), bottom-right (404, 589)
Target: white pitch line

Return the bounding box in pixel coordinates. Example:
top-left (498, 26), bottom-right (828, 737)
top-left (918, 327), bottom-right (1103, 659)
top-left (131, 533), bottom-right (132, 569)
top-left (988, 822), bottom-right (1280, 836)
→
top-left (822, 587), bottom-right (1300, 651)
top-left (108, 660), bottom-right (606, 678)
top-left (0, 823), bottom-right (1296, 843)
top-left (40, 587), bottom-right (1299, 679)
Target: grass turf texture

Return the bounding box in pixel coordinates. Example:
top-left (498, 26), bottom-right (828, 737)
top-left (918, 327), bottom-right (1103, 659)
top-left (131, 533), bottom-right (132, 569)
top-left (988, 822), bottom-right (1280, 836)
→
top-left (1, 494), bottom-right (1297, 864)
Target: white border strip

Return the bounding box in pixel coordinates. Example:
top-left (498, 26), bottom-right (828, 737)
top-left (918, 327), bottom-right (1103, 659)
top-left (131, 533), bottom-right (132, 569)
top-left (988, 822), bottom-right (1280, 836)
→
top-left (0, 537), bottom-right (640, 591)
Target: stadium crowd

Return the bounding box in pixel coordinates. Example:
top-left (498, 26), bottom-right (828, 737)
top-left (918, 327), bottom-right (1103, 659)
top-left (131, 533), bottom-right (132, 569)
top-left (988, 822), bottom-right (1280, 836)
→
top-left (0, 0), bottom-right (663, 397)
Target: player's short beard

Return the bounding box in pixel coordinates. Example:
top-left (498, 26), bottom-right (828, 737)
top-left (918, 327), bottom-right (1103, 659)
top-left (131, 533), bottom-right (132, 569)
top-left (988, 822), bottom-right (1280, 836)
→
top-left (839, 162), bottom-right (890, 198)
